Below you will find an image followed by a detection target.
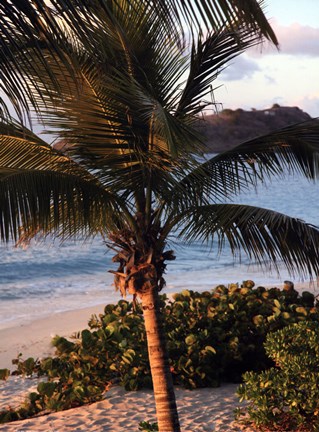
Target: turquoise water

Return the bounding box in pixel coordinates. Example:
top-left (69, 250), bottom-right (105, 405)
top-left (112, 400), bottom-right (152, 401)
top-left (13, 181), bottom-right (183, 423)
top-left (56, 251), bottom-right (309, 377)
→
top-left (0, 174), bottom-right (318, 328)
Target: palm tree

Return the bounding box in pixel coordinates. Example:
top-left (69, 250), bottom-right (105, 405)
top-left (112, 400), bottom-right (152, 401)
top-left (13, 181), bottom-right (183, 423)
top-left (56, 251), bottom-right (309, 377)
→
top-left (1, 1), bottom-right (319, 431)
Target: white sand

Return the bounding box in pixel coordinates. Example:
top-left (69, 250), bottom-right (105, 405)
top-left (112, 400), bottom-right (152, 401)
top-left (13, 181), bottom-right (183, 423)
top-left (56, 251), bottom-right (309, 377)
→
top-left (0, 282), bottom-right (316, 431)
top-left (0, 304), bottom-right (106, 371)
top-left (0, 380), bottom-right (253, 431)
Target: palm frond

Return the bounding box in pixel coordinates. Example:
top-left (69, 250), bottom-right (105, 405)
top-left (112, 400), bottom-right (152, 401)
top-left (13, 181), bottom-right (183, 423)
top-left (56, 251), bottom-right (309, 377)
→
top-left (176, 25), bottom-right (261, 117)
top-left (137, 0), bottom-right (278, 45)
top-left (221, 118), bottom-right (319, 179)
top-left (0, 0), bottom-right (74, 123)
top-left (0, 118), bottom-right (123, 241)
top-left (0, 168), bottom-right (115, 242)
top-left (178, 203), bottom-right (319, 278)
top-left (0, 0), bottom-right (278, 121)
top-left (172, 119), bottom-right (319, 208)
top-left (11, 38), bottom-right (204, 187)
top-left (49, 0), bottom-right (278, 50)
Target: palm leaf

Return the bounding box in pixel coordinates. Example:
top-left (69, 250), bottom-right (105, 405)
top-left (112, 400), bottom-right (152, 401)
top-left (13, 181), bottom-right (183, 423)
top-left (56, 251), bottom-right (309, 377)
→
top-left (221, 118), bottom-right (319, 179)
top-left (0, 118), bottom-right (123, 241)
top-left (49, 0), bottom-right (278, 50)
top-left (178, 203), bottom-right (319, 278)
top-left (172, 119), bottom-right (319, 208)
top-left (5, 33), bottom-right (205, 196)
top-left (0, 0), bottom-right (278, 121)
top-left (176, 25), bottom-right (261, 117)
top-left (155, 0), bottom-right (278, 44)
top-left (0, 169), bottom-right (114, 241)
top-left (0, 0), bottom-right (74, 123)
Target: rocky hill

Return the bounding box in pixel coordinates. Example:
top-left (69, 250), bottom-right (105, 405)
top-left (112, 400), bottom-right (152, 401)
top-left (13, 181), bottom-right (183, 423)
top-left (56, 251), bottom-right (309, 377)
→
top-left (199, 104), bottom-right (312, 153)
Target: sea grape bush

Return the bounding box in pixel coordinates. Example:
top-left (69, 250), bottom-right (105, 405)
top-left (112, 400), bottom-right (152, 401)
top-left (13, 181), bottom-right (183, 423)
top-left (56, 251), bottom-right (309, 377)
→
top-left (164, 283), bottom-right (319, 386)
top-left (237, 320), bottom-right (319, 431)
top-left (1, 282), bottom-right (318, 423)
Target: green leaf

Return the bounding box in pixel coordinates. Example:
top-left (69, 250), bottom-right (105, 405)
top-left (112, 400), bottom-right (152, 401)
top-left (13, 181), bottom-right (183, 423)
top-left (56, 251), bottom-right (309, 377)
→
top-left (81, 329), bottom-right (94, 349)
top-left (37, 381), bottom-right (56, 397)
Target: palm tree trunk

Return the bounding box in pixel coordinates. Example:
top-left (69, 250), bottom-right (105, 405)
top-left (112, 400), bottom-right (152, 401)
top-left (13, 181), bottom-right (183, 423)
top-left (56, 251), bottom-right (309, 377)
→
top-left (141, 287), bottom-right (180, 432)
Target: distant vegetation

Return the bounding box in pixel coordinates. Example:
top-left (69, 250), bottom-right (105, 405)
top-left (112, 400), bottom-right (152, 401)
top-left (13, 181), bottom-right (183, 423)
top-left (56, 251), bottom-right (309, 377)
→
top-left (200, 105), bottom-right (312, 152)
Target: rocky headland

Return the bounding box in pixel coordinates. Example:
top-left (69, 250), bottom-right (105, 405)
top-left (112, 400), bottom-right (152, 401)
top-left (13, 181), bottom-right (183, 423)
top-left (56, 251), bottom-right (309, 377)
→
top-left (199, 104), bottom-right (311, 153)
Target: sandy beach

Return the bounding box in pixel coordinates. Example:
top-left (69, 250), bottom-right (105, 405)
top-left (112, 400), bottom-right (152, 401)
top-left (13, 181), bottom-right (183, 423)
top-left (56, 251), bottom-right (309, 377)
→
top-left (0, 282), bottom-right (316, 431)
top-left (0, 380), bottom-right (253, 431)
top-left (0, 302), bottom-right (254, 431)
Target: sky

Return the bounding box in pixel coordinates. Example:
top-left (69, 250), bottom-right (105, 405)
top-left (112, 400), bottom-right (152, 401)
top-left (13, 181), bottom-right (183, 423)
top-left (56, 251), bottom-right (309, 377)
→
top-left (213, 0), bottom-right (319, 117)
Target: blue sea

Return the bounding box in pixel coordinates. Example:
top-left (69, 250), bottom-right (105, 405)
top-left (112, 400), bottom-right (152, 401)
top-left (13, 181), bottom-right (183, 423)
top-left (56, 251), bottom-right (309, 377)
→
top-left (1, 173), bottom-right (319, 329)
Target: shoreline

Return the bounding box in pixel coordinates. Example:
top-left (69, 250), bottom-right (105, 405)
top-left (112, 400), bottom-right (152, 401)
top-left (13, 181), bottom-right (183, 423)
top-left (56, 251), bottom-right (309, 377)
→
top-left (0, 304), bottom-right (107, 371)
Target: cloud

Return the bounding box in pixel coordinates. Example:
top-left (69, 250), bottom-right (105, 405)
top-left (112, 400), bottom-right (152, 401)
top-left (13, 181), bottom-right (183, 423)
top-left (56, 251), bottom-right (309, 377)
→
top-left (264, 75), bottom-right (276, 85)
top-left (275, 22), bottom-right (319, 56)
top-left (220, 55), bottom-right (261, 81)
top-left (294, 94), bottom-right (319, 117)
top-left (248, 21), bottom-right (319, 57)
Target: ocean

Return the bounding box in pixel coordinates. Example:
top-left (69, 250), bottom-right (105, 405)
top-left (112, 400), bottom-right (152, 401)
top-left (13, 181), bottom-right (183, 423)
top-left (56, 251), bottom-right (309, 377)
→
top-left (1, 173), bottom-right (318, 329)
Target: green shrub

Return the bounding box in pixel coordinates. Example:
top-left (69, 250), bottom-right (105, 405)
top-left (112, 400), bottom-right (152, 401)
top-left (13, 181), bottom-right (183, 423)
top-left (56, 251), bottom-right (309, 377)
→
top-left (1, 283), bottom-right (318, 423)
top-left (165, 283), bottom-right (319, 387)
top-left (237, 320), bottom-right (319, 431)
top-left (139, 420), bottom-right (159, 431)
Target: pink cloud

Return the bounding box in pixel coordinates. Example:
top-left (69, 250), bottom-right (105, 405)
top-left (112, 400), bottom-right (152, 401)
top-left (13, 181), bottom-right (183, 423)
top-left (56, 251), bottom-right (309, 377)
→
top-left (274, 21), bottom-right (319, 56)
top-left (247, 20), bottom-right (319, 57)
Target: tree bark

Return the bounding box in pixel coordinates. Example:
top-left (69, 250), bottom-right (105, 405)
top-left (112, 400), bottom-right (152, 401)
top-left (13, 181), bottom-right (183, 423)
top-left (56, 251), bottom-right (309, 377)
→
top-left (141, 287), bottom-right (180, 432)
